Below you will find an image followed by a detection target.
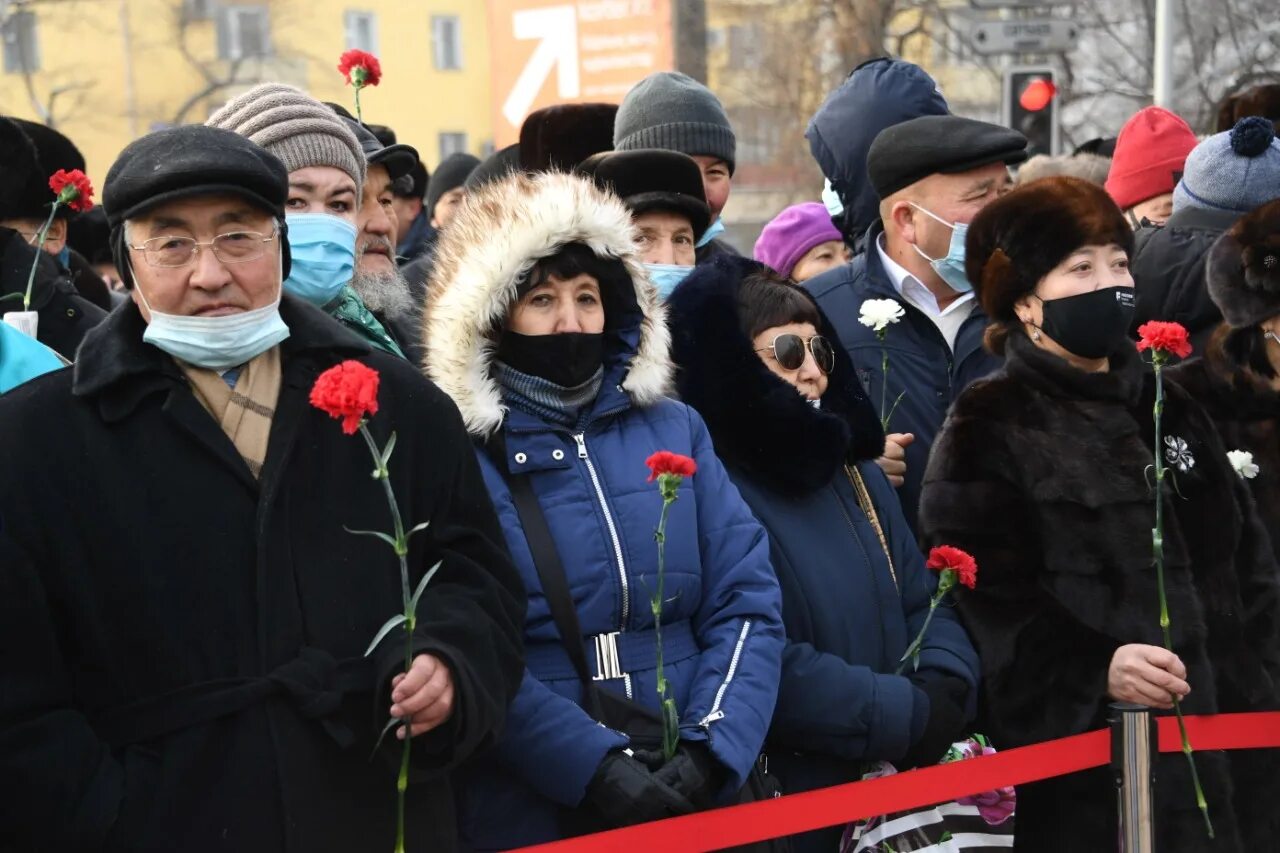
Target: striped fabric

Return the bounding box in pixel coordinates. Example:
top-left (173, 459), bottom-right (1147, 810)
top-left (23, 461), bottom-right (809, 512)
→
top-left (494, 361), bottom-right (604, 429)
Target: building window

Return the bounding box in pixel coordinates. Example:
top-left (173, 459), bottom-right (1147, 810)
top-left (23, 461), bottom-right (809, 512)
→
top-left (479, 139), bottom-right (496, 159)
top-left (725, 24), bottom-right (762, 71)
top-left (2, 10), bottom-right (40, 74)
top-left (431, 15), bottom-right (462, 71)
top-left (183, 0), bottom-right (217, 22)
top-left (217, 5), bottom-right (270, 60)
top-left (439, 132), bottom-right (468, 161)
top-left (344, 10), bottom-right (378, 53)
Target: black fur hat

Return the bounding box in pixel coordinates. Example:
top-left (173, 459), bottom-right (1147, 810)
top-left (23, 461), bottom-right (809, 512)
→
top-left (577, 148), bottom-right (711, 241)
top-left (0, 117), bottom-right (47, 222)
top-left (7, 118), bottom-right (86, 221)
top-left (966, 176), bottom-right (1132, 351)
top-left (665, 253), bottom-right (885, 496)
top-left (519, 103), bottom-right (617, 172)
top-left (1206, 198), bottom-right (1280, 328)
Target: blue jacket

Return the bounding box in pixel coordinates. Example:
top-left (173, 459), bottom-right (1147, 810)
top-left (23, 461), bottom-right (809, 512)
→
top-left (806, 58), bottom-right (948, 248)
top-left (667, 255), bottom-right (979, 852)
top-left (804, 223), bottom-right (1001, 531)
top-left (0, 322), bottom-right (63, 393)
top-left (421, 171), bottom-right (784, 851)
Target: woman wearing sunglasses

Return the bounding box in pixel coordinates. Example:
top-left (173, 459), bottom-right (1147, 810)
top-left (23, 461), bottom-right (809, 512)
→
top-left (666, 255), bottom-right (979, 853)
top-left (421, 172), bottom-right (785, 850)
top-left (919, 177), bottom-right (1280, 850)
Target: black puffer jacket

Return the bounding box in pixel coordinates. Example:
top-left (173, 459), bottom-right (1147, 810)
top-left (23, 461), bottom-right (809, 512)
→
top-left (0, 226), bottom-right (106, 360)
top-left (1130, 206), bottom-right (1242, 354)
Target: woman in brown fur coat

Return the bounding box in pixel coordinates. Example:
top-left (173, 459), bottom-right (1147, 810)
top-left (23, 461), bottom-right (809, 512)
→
top-left (919, 177), bottom-right (1280, 852)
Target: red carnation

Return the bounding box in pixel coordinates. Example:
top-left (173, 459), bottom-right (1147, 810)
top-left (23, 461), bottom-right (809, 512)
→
top-left (338, 49), bottom-right (382, 88)
top-left (49, 169), bottom-right (94, 213)
top-left (927, 545), bottom-right (978, 590)
top-left (646, 451), bottom-right (698, 482)
top-left (1136, 321), bottom-right (1192, 360)
top-left (310, 360), bottom-right (380, 435)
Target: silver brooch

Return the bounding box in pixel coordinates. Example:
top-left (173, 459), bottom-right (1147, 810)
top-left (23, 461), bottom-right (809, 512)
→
top-left (1165, 436), bottom-right (1196, 473)
top-left (1264, 255), bottom-right (1278, 269)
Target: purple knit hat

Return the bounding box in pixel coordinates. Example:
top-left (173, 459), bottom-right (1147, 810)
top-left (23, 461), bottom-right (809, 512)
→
top-left (753, 202), bottom-right (843, 278)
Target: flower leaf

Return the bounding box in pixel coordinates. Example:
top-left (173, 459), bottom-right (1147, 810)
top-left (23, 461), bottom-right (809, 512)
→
top-left (343, 526), bottom-right (399, 550)
top-left (406, 520), bottom-right (432, 540)
top-left (381, 431), bottom-right (398, 468)
top-left (408, 561), bottom-right (443, 616)
top-left (371, 715), bottom-right (402, 759)
top-left (364, 613), bottom-right (408, 657)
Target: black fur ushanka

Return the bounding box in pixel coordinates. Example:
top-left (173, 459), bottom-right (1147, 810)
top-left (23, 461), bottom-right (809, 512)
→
top-left (920, 332), bottom-right (1280, 852)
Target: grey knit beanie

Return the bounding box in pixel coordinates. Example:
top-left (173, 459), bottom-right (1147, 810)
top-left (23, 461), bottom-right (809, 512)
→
top-left (1173, 117), bottom-right (1280, 215)
top-left (613, 72), bottom-right (736, 174)
top-left (207, 83), bottom-right (365, 198)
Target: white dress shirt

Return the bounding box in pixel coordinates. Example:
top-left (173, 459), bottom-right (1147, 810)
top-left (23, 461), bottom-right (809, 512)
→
top-left (875, 234), bottom-right (976, 351)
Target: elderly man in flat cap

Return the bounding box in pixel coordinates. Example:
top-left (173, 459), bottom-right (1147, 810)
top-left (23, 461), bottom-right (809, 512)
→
top-left (0, 124), bottom-right (525, 852)
top-left (805, 115), bottom-right (1027, 532)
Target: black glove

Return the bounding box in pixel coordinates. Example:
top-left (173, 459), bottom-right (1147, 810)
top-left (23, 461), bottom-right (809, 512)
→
top-left (584, 751), bottom-right (696, 828)
top-left (649, 741), bottom-right (729, 808)
top-left (901, 675), bottom-right (969, 769)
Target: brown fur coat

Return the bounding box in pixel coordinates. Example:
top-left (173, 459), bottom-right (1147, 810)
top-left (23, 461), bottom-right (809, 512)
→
top-left (920, 332), bottom-right (1280, 852)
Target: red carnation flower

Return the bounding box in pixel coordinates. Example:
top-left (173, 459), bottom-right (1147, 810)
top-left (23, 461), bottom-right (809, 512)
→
top-left (49, 169), bottom-right (94, 213)
top-left (646, 451), bottom-right (697, 482)
top-left (310, 360), bottom-right (380, 435)
top-left (337, 49), bottom-right (382, 88)
top-left (927, 545), bottom-right (978, 590)
top-left (1136, 321), bottom-right (1192, 360)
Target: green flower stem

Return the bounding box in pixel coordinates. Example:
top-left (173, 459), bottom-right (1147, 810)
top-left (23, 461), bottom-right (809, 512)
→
top-left (1151, 356), bottom-right (1214, 839)
top-left (354, 83), bottom-right (365, 124)
top-left (22, 202), bottom-right (61, 311)
top-left (879, 332), bottom-right (890, 431)
top-left (897, 571), bottom-right (954, 675)
top-left (358, 422), bottom-right (414, 852)
top-left (653, 476), bottom-right (681, 761)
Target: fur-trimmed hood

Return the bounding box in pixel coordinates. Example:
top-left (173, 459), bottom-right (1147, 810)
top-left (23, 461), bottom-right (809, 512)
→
top-left (421, 170), bottom-right (672, 438)
top-left (666, 253), bottom-right (885, 496)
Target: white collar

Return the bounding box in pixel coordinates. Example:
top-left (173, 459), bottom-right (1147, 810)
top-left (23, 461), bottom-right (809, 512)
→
top-left (875, 233), bottom-right (974, 318)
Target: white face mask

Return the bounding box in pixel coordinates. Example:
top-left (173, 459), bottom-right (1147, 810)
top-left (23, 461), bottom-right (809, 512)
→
top-left (132, 249), bottom-right (290, 371)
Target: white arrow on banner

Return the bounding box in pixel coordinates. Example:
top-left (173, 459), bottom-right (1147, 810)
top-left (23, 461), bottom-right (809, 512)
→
top-left (501, 5), bottom-right (581, 128)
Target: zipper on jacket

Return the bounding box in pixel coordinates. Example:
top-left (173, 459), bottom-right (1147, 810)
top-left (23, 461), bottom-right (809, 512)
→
top-left (699, 619), bottom-right (751, 728)
top-left (573, 432), bottom-right (633, 697)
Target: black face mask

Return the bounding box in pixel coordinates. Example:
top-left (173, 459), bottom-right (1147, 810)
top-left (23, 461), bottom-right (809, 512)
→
top-left (495, 331), bottom-right (605, 388)
top-left (1037, 286), bottom-right (1136, 359)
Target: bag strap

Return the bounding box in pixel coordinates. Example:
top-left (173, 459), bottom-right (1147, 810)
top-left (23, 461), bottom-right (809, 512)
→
top-left (485, 434), bottom-right (604, 714)
top-left (845, 464), bottom-right (898, 591)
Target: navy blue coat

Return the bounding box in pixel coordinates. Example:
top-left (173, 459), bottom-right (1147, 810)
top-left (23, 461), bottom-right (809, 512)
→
top-left (804, 223), bottom-right (1001, 531)
top-left (668, 255), bottom-right (980, 853)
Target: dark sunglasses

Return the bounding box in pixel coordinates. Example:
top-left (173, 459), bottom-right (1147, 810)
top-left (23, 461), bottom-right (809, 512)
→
top-left (756, 333), bottom-right (835, 374)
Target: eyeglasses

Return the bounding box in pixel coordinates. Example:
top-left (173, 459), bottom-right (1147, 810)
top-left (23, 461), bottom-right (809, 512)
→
top-left (129, 229), bottom-right (277, 268)
top-left (755, 333), bottom-right (835, 374)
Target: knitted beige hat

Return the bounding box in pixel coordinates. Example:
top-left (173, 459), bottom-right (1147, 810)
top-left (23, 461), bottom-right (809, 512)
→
top-left (207, 83), bottom-right (365, 198)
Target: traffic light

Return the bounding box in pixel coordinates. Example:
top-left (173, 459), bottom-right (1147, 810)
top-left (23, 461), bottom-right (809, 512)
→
top-left (1003, 67), bottom-right (1059, 158)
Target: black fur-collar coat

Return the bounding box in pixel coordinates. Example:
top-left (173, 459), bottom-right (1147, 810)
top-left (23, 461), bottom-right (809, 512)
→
top-left (920, 332), bottom-right (1280, 852)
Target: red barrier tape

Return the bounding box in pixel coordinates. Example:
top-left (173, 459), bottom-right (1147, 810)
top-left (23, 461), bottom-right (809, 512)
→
top-left (515, 712), bottom-right (1280, 853)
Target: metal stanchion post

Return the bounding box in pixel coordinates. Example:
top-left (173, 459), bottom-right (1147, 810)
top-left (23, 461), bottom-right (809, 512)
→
top-left (1111, 702), bottom-right (1157, 853)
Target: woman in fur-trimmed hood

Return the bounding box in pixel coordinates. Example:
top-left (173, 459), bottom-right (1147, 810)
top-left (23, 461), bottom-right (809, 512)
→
top-left (666, 255), bottom-right (979, 853)
top-left (422, 171), bottom-right (783, 850)
top-left (920, 177), bottom-right (1280, 851)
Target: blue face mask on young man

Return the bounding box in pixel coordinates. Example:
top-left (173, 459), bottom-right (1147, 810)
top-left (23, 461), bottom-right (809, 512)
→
top-left (133, 247), bottom-right (291, 372)
top-left (909, 202), bottom-right (972, 294)
top-left (644, 263), bottom-right (695, 300)
top-left (282, 213), bottom-right (357, 307)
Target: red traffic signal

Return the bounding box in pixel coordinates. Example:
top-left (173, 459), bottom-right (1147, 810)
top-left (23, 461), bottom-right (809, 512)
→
top-left (1019, 77), bottom-right (1057, 112)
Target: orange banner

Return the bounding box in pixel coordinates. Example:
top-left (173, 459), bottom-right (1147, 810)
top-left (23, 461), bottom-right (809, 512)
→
top-left (487, 0), bottom-right (675, 146)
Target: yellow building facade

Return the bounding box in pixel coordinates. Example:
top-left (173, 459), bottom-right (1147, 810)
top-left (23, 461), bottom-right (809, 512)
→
top-left (1, 0), bottom-right (494, 185)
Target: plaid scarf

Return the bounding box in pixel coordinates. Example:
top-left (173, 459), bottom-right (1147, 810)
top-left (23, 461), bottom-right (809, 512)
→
top-left (179, 347), bottom-right (282, 478)
top-left (495, 361), bottom-right (603, 429)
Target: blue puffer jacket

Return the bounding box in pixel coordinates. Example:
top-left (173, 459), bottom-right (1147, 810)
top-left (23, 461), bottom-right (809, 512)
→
top-left (668, 255), bottom-right (979, 853)
top-left (421, 172), bottom-right (784, 851)
top-left (804, 222), bottom-right (1001, 532)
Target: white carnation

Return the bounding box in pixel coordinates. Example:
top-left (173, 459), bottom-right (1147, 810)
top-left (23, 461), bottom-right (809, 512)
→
top-left (1227, 449), bottom-right (1259, 480)
top-left (858, 298), bottom-right (905, 333)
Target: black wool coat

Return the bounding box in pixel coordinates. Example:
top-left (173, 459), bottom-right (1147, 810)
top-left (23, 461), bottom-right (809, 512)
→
top-left (1169, 344), bottom-right (1280, 569)
top-left (0, 297), bottom-right (526, 852)
top-left (920, 332), bottom-right (1280, 853)
top-left (1, 225), bottom-right (106, 360)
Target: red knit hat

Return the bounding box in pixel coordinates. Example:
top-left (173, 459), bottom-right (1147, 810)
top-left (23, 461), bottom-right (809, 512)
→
top-left (1105, 106), bottom-right (1198, 210)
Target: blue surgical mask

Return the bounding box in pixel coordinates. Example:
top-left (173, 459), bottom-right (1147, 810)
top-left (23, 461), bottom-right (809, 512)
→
top-left (56, 246), bottom-right (72, 269)
top-left (132, 254), bottom-right (291, 372)
top-left (909, 203), bottom-right (972, 294)
top-left (282, 213), bottom-right (357, 308)
top-left (645, 263), bottom-right (695, 300)
top-left (821, 179), bottom-right (844, 217)
top-left (695, 217), bottom-right (726, 249)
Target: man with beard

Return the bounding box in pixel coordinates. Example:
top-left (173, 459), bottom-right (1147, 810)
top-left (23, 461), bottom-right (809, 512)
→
top-left (335, 113), bottom-right (425, 360)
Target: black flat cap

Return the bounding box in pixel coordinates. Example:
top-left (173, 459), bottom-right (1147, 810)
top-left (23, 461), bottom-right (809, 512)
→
top-left (328, 105), bottom-right (419, 182)
top-left (578, 148), bottom-right (711, 241)
top-left (103, 125), bottom-right (288, 227)
top-left (867, 116), bottom-right (1028, 199)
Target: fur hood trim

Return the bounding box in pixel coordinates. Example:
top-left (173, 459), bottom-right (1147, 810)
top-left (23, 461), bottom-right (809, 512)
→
top-left (421, 170), bottom-right (672, 438)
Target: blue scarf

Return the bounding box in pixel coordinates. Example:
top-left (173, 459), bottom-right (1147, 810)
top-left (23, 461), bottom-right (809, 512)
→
top-left (495, 361), bottom-right (603, 428)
